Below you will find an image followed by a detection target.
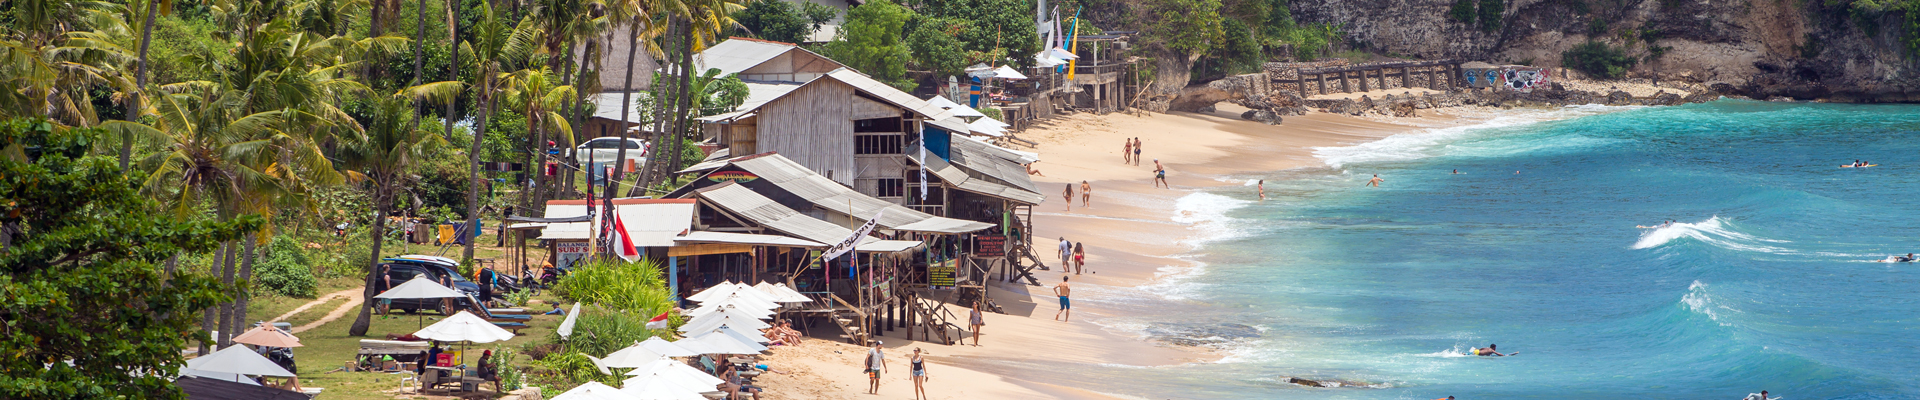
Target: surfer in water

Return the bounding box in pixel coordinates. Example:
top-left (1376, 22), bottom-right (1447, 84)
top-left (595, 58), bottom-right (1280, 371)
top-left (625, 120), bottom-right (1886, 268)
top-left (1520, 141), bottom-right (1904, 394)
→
top-left (1637, 220), bottom-right (1674, 229)
top-left (1471, 344), bottom-right (1510, 356)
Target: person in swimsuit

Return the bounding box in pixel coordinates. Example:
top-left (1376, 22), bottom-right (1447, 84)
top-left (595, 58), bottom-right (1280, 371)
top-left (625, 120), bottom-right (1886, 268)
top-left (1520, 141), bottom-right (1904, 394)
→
top-left (1073, 242), bottom-right (1086, 275)
top-left (1123, 140), bottom-right (1133, 164)
top-left (1025, 162), bottom-right (1045, 176)
top-left (1258, 179), bottom-right (1266, 201)
top-left (1121, 138), bottom-right (1136, 166)
top-left (1080, 181), bottom-right (1092, 207)
top-left (1153, 160), bottom-right (1168, 188)
top-left (1054, 276), bottom-right (1072, 322)
top-left (969, 301), bottom-right (985, 346)
top-left (1367, 174), bottom-right (1384, 187)
top-left (909, 348), bottom-right (929, 400)
top-left (1063, 183), bottom-right (1074, 212)
top-left (1472, 344), bottom-right (1507, 356)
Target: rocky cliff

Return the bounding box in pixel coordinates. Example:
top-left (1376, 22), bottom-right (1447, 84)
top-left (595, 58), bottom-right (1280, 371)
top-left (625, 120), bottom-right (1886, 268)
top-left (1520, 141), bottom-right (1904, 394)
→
top-left (1286, 0), bottom-right (1920, 101)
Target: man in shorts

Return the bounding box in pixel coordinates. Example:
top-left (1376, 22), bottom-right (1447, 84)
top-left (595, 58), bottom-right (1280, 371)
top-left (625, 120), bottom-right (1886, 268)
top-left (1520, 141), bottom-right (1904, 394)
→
top-left (865, 341), bottom-right (887, 394)
top-left (1058, 237), bottom-right (1071, 272)
top-left (1054, 276), bottom-right (1072, 322)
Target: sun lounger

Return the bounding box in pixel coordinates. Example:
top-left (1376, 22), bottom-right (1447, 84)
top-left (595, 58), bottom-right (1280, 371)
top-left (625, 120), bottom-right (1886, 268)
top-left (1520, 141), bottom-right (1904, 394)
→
top-left (485, 308), bottom-right (529, 315)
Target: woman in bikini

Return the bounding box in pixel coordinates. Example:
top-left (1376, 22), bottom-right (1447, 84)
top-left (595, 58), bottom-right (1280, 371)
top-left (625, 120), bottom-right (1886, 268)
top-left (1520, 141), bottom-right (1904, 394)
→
top-left (1080, 181), bottom-right (1092, 207)
top-left (1073, 242), bottom-right (1086, 275)
top-left (1122, 140), bottom-right (1133, 164)
top-left (1062, 183), bottom-right (1074, 212)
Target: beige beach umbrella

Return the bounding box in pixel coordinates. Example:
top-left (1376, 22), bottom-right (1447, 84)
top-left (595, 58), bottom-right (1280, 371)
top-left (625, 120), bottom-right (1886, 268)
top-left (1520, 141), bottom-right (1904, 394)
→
top-left (230, 325), bottom-right (302, 348)
top-left (551, 381), bottom-right (640, 400)
top-left (184, 345), bottom-right (296, 378)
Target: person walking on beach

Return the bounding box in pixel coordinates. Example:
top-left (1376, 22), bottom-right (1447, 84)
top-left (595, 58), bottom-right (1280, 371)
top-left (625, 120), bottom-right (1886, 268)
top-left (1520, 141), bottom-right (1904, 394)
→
top-left (1121, 138), bottom-right (1136, 166)
top-left (1122, 139), bottom-right (1133, 164)
top-left (1258, 180), bottom-right (1266, 201)
top-left (865, 341), bottom-right (887, 394)
top-left (1152, 160), bottom-right (1169, 189)
top-left (1054, 276), bottom-right (1073, 322)
top-left (1062, 183), bottom-right (1074, 212)
top-left (1366, 174), bottom-right (1384, 187)
top-left (1080, 181), bottom-right (1092, 207)
top-left (1058, 237), bottom-right (1072, 272)
top-left (969, 301), bottom-right (985, 346)
top-left (1073, 242), bottom-right (1086, 275)
top-left (909, 348), bottom-right (930, 400)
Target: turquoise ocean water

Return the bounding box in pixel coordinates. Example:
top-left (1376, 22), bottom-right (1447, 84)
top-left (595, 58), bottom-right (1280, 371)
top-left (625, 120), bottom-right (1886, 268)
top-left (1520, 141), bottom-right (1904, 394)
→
top-left (1057, 100), bottom-right (1920, 399)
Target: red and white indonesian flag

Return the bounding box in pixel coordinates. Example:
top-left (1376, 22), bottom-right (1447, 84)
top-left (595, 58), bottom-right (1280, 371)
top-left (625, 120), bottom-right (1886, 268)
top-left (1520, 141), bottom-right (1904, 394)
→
top-left (609, 210), bottom-right (641, 262)
top-left (645, 311), bottom-right (672, 330)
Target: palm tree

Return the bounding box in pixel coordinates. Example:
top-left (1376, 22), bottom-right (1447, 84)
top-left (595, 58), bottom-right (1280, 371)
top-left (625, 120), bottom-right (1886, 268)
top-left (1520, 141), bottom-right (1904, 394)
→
top-left (457, 1), bottom-right (542, 263)
top-left (341, 95), bottom-right (451, 337)
top-left (633, 0), bottom-right (739, 190)
top-left (500, 66), bottom-right (577, 208)
top-left (101, 20), bottom-right (377, 349)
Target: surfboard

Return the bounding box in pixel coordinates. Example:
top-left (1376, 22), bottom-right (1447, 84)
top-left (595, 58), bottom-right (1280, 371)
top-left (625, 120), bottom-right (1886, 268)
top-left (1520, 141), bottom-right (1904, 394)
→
top-left (1840, 164), bottom-right (1879, 168)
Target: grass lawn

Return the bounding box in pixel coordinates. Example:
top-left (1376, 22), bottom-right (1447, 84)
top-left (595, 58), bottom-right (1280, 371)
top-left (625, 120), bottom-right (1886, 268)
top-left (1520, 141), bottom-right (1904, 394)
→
top-left (289, 293), bottom-right (569, 399)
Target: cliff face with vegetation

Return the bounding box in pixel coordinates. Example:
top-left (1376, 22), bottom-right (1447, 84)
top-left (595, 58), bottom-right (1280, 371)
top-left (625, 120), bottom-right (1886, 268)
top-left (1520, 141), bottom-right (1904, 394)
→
top-left (1286, 0), bottom-right (1920, 101)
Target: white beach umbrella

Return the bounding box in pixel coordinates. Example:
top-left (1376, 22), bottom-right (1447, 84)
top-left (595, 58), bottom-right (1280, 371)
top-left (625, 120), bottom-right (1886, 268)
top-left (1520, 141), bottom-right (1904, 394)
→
top-left (770, 283), bottom-right (812, 303)
top-left (622, 358), bottom-right (726, 386)
top-left (684, 301), bottom-right (776, 319)
top-left (696, 292), bottom-right (780, 310)
top-left (924, 96), bottom-right (987, 118)
top-left (688, 332), bottom-right (764, 355)
top-left (375, 275), bottom-right (467, 300)
top-left (636, 336), bottom-right (701, 358)
top-left (600, 344), bottom-right (667, 369)
top-left (716, 326), bottom-right (773, 345)
top-left (552, 381), bottom-right (640, 400)
top-left (412, 311), bottom-right (516, 344)
top-left (621, 373), bottom-right (716, 399)
top-left (684, 282), bottom-right (740, 303)
top-left (969, 118), bottom-right (1009, 137)
top-left (185, 345), bottom-right (296, 378)
top-left (178, 368), bottom-right (264, 385)
top-left (692, 285), bottom-right (779, 305)
top-left (557, 302), bottom-right (584, 339)
top-left (680, 312), bottom-right (771, 334)
top-left (619, 377), bottom-right (707, 400)
top-left (667, 337), bottom-right (722, 355)
top-left (991, 65), bottom-right (1029, 80)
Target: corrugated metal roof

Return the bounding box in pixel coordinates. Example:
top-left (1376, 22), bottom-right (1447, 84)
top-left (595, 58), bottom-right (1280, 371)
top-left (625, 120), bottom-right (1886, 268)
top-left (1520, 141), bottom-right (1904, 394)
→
top-left (536, 198), bottom-right (695, 245)
top-left (677, 231), bottom-right (825, 247)
top-left (947, 136), bottom-right (1042, 194)
top-left (825, 69), bottom-right (956, 121)
top-left (691, 182), bottom-right (893, 247)
top-left (695, 82), bottom-right (802, 123)
top-left (912, 151), bottom-right (1046, 205)
top-left (927, 117), bottom-right (971, 135)
top-left (692, 39), bottom-right (798, 77)
top-left (592, 92), bottom-right (647, 124)
top-left (857, 239), bottom-right (922, 253)
top-left (730, 154), bottom-right (993, 234)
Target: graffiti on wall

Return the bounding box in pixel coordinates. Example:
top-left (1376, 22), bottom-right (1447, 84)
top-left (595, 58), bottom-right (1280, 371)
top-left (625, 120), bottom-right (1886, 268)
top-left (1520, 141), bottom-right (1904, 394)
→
top-left (1463, 65), bottom-right (1551, 93)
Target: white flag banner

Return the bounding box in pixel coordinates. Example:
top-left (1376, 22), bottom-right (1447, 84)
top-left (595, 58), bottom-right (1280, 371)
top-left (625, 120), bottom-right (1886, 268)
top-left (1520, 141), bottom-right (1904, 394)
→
top-left (919, 131), bottom-right (929, 201)
top-left (822, 210), bottom-right (884, 261)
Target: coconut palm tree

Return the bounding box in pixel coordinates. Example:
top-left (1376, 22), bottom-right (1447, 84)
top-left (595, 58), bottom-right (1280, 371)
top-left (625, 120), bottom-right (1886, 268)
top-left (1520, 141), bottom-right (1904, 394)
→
top-left (341, 94), bottom-right (451, 337)
top-left (457, 1), bottom-right (542, 263)
top-left (500, 66), bottom-right (577, 208)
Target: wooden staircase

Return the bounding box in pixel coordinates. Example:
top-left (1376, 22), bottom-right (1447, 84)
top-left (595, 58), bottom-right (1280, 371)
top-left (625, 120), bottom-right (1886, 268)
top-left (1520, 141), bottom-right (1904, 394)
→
top-left (826, 294), bottom-right (870, 345)
top-left (905, 293), bottom-right (963, 345)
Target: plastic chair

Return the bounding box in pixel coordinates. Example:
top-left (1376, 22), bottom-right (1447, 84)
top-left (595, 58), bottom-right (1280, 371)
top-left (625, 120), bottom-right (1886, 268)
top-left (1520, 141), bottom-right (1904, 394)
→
top-left (397, 371), bottom-right (418, 393)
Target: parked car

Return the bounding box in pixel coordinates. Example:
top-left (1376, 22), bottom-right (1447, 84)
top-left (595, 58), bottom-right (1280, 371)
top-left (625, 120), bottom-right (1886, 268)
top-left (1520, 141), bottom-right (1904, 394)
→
top-left (379, 255), bottom-right (482, 315)
top-left (574, 137), bottom-right (648, 167)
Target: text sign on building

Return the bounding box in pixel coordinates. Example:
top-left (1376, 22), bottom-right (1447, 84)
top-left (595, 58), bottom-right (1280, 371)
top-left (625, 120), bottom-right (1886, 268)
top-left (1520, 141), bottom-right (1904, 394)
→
top-left (928, 262), bottom-right (956, 288)
top-left (556, 241), bottom-right (589, 269)
top-left (973, 235), bottom-right (1007, 258)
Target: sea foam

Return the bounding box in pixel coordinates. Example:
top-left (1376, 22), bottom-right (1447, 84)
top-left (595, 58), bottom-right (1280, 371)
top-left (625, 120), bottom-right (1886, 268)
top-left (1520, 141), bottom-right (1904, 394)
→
top-left (1312, 105), bottom-right (1638, 168)
top-left (1631, 216), bottom-right (1790, 253)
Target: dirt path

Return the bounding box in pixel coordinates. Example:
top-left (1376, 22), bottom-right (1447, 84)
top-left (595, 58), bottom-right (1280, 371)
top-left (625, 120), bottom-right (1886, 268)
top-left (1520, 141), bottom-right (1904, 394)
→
top-left (268, 288), bottom-right (366, 334)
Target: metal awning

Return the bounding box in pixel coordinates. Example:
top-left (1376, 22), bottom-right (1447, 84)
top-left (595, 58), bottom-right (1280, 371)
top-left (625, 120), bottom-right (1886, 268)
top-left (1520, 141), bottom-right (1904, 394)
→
top-left (717, 154), bottom-right (994, 234)
top-left (675, 231), bottom-right (824, 248)
top-left (536, 198), bottom-right (695, 245)
top-left (691, 182), bottom-right (906, 251)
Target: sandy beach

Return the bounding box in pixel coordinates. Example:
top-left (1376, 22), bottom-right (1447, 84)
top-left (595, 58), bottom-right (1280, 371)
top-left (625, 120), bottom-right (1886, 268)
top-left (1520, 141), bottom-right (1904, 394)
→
top-left (750, 106), bottom-right (1469, 400)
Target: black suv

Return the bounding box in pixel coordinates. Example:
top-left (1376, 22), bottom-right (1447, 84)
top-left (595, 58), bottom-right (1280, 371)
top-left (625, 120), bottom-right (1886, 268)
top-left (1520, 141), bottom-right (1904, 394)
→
top-left (378, 256), bottom-right (482, 314)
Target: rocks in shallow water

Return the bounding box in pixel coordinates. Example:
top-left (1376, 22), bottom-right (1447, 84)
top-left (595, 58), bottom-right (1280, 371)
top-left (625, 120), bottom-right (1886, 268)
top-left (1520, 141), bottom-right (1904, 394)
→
top-left (1145, 322), bottom-right (1260, 347)
top-left (1282, 376), bottom-right (1376, 388)
top-left (1240, 109), bottom-right (1285, 125)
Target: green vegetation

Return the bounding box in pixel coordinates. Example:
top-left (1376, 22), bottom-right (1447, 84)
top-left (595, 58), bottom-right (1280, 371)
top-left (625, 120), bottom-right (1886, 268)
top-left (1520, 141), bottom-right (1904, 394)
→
top-left (908, 17), bottom-right (971, 77)
top-left (1562, 40), bottom-right (1639, 79)
top-left (1449, 0), bottom-right (1477, 23)
top-left (1478, 0), bottom-right (1504, 32)
top-left (825, 0), bottom-right (915, 89)
top-left (255, 237), bottom-right (319, 298)
top-left (0, 118), bottom-right (259, 399)
top-left (733, 0), bottom-right (838, 44)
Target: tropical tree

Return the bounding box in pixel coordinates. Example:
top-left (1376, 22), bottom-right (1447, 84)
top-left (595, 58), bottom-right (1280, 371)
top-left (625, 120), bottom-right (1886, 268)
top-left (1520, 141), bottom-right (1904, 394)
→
top-left (635, 0), bottom-right (742, 191)
top-left (100, 20), bottom-right (378, 350)
top-left (500, 66), bottom-right (578, 208)
top-left (456, 1), bottom-right (542, 263)
top-left (823, 0), bottom-right (912, 89)
top-left (0, 117), bottom-right (261, 400)
top-left (340, 95), bottom-right (451, 337)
